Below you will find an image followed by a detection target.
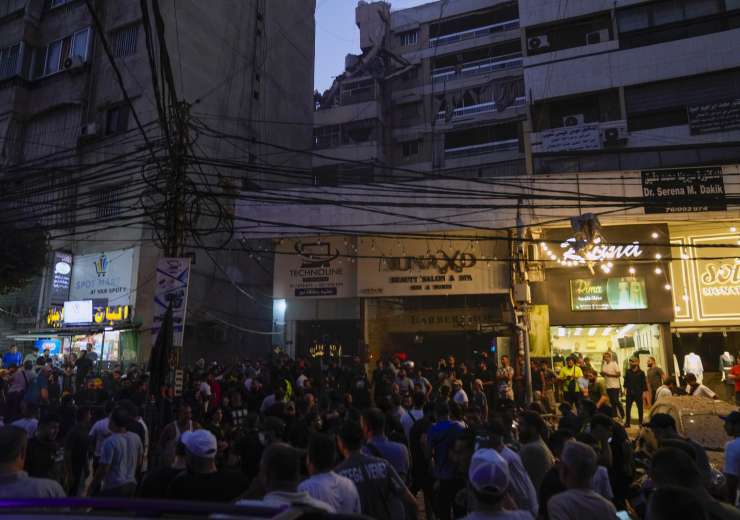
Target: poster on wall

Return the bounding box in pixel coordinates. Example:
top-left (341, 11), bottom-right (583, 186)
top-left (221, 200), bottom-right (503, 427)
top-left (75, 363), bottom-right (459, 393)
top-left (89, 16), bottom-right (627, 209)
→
top-left (152, 258), bottom-right (191, 347)
top-left (570, 277), bottom-right (648, 311)
top-left (69, 248), bottom-right (135, 306)
top-left (273, 237), bottom-right (356, 299)
top-left (357, 236), bottom-right (509, 297)
top-left (691, 235), bottom-right (740, 320)
top-left (688, 99), bottom-right (740, 135)
top-left (528, 305), bottom-right (551, 358)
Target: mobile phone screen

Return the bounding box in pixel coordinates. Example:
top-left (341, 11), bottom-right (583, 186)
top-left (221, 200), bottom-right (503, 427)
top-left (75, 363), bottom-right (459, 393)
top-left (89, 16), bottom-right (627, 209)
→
top-left (616, 511), bottom-right (631, 520)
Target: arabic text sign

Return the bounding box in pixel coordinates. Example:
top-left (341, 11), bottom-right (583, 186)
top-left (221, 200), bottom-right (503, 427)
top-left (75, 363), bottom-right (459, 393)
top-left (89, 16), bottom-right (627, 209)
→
top-left (69, 249), bottom-right (135, 306)
top-left (641, 167), bottom-right (726, 214)
top-left (540, 123), bottom-right (600, 152)
top-left (152, 258), bottom-right (191, 347)
top-left (688, 99), bottom-right (740, 135)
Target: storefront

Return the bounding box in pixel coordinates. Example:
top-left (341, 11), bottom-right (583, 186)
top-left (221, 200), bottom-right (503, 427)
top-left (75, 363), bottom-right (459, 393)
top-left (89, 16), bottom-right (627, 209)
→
top-left (669, 222), bottom-right (740, 400)
top-left (273, 237), bottom-right (361, 361)
top-left (534, 224), bottom-right (674, 374)
top-left (272, 233), bottom-right (512, 363)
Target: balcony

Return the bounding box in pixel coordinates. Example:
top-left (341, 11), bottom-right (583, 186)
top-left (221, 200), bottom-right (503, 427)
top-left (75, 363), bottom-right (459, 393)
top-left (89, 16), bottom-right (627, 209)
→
top-left (445, 138), bottom-right (519, 158)
top-left (432, 53), bottom-right (523, 83)
top-left (429, 19), bottom-right (520, 48)
top-left (435, 96), bottom-right (526, 121)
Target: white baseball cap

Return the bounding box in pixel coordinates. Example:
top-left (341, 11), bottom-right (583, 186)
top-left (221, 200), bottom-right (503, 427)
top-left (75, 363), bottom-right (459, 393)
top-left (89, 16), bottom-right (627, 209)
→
top-left (468, 449), bottom-right (510, 496)
top-left (181, 429), bottom-right (218, 458)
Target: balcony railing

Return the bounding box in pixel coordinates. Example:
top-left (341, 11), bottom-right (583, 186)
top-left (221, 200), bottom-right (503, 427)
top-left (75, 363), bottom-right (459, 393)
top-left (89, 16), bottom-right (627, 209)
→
top-left (435, 96), bottom-right (526, 121)
top-left (445, 138), bottom-right (519, 158)
top-left (432, 53), bottom-right (523, 83)
top-left (429, 19), bottom-right (520, 48)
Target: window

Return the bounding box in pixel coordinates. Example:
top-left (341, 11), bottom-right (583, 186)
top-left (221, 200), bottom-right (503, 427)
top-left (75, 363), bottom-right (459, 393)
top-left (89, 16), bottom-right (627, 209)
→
top-left (111, 24), bottom-right (138, 58)
top-left (399, 29), bottom-right (419, 47)
top-left (618, 0), bottom-right (732, 49)
top-left (0, 43), bottom-right (21, 80)
top-left (402, 140), bottom-right (421, 157)
top-left (526, 13), bottom-right (612, 55)
top-left (105, 105), bottom-right (129, 135)
top-left (34, 28), bottom-right (91, 78)
top-left (94, 190), bottom-right (122, 219)
top-left (314, 125), bottom-right (340, 149)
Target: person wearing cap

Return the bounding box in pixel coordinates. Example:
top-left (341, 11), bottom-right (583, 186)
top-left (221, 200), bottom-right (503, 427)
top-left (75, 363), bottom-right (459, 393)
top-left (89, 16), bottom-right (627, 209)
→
top-left (547, 440), bottom-right (617, 520)
top-left (646, 413), bottom-right (711, 487)
top-left (87, 407), bottom-right (142, 497)
top-left (463, 448), bottom-right (533, 520)
top-left (167, 428), bottom-right (248, 501)
top-left (723, 410), bottom-right (740, 505)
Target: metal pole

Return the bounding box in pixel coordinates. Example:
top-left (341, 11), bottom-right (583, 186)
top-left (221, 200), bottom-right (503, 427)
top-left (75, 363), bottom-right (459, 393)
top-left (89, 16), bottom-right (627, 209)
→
top-left (522, 307), bottom-right (533, 405)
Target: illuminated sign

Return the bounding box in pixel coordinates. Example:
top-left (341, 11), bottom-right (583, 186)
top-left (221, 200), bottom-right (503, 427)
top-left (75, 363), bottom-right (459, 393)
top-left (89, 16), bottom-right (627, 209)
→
top-left (570, 277), bottom-right (648, 311)
top-left (50, 251), bottom-right (73, 305)
top-left (64, 300), bottom-right (93, 324)
top-left (544, 237), bottom-right (644, 266)
top-left (93, 305), bottom-right (131, 324)
top-left (47, 306), bottom-right (64, 328)
top-left (308, 343), bottom-right (343, 358)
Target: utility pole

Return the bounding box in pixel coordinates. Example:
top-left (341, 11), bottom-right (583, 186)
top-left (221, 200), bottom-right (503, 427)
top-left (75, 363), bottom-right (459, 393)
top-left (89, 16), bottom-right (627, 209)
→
top-left (513, 200), bottom-right (533, 405)
top-left (164, 100), bottom-right (191, 257)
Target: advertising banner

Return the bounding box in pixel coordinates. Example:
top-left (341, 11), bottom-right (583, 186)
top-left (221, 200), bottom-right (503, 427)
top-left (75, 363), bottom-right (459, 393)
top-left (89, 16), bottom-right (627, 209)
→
top-left (692, 235), bottom-right (740, 320)
top-left (688, 99), bottom-right (740, 135)
top-left (540, 123), bottom-right (601, 152)
top-left (274, 237), bottom-right (356, 299)
top-left (49, 251), bottom-right (72, 305)
top-left (357, 236), bottom-right (509, 297)
top-left (152, 258), bottom-right (191, 347)
top-left (63, 300), bottom-right (93, 325)
top-left (69, 248), bottom-right (135, 306)
top-left (570, 277), bottom-right (648, 311)
top-left (641, 167), bottom-right (726, 214)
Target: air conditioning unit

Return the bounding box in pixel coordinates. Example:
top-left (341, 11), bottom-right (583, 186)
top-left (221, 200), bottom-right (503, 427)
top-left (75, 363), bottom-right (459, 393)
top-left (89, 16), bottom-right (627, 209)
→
top-left (63, 55), bottom-right (85, 71)
top-left (562, 114), bottom-right (585, 127)
top-left (80, 123), bottom-right (99, 138)
top-left (527, 35), bottom-right (550, 52)
top-left (601, 123), bottom-right (629, 146)
top-left (585, 29), bottom-right (610, 45)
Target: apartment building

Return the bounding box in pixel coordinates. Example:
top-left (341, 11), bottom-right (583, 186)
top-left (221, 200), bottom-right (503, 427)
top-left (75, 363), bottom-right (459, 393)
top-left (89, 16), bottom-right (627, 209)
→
top-left (0, 0), bottom-right (316, 361)
top-left (313, 0), bottom-right (526, 184)
top-left (522, 0), bottom-right (740, 174)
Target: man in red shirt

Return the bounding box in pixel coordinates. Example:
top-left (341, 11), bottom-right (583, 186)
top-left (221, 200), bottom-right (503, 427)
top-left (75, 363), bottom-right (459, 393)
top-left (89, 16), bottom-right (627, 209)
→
top-left (729, 360), bottom-right (740, 405)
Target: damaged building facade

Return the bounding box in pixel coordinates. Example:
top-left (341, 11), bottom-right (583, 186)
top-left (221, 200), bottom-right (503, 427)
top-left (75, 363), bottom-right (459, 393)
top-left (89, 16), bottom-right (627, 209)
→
top-left (313, 0), bottom-right (525, 184)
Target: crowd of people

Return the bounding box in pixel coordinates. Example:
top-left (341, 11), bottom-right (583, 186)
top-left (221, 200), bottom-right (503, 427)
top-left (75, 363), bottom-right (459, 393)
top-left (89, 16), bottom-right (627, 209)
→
top-left (0, 344), bottom-right (738, 520)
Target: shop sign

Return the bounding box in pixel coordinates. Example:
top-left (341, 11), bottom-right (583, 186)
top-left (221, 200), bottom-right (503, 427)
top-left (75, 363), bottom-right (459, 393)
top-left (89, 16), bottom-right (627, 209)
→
top-left (688, 98), bottom-right (740, 135)
top-left (570, 277), bottom-right (648, 311)
top-left (34, 338), bottom-right (61, 355)
top-left (63, 300), bottom-right (93, 325)
top-left (382, 307), bottom-right (502, 333)
top-left (49, 251), bottom-right (72, 305)
top-left (152, 257), bottom-right (191, 347)
top-left (47, 306), bottom-right (64, 328)
top-left (693, 235), bottom-right (740, 319)
top-left (559, 237), bottom-right (643, 263)
top-left (93, 305), bottom-right (131, 324)
top-left (69, 248), bottom-right (135, 306)
top-left (540, 123), bottom-right (600, 152)
top-left (308, 343), bottom-right (343, 358)
top-left (274, 237), bottom-right (356, 299)
top-left (641, 167), bottom-right (726, 214)
top-left (358, 236), bottom-right (508, 297)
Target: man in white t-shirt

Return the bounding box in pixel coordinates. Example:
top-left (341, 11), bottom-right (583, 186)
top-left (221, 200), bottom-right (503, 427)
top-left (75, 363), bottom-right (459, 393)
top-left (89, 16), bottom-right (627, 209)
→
top-left (87, 407), bottom-right (142, 497)
top-left (400, 392), bottom-right (425, 440)
top-left (298, 433), bottom-right (360, 514)
top-left (654, 379), bottom-right (674, 402)
top-left (723, 411), bottom-right (740, 505)
top-left (452, 379), bottom-right (469, 407)
top-left (685, 373), bottom-right (717, 400)
top-left (599, 352), bottom-right (624, 420)
top-left (547, 441), bottom-right (617, 520)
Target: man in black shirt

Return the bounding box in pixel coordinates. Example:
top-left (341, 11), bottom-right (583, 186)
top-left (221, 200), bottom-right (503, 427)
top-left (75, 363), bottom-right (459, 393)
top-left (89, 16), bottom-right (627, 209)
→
top-left (139, 441), bottom-right (186, 498)
top-left (74, 350), bottom-right (93, 392)
top-left (25, 413), bottom-right (61, 481)
top-left (624, 357), bottom-right (647, 428)
top-left (167, 429), bottom-right (249, 501)
top-left (64, 407), bottom-right (91, 496)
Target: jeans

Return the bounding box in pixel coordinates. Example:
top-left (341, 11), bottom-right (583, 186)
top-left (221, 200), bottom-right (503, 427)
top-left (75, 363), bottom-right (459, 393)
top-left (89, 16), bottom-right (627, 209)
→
top-left (607, 388), bottom-right (625, 419)
top-left (435, 478), bottom-right (464, 520)
top-left (625, 393), bottom-right (643, 427)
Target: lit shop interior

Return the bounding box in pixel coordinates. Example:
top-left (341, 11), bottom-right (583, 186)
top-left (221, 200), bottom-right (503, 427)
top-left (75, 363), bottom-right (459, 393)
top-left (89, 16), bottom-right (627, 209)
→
top-left (549, 323), bottom-right (665, 372)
